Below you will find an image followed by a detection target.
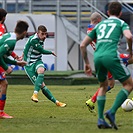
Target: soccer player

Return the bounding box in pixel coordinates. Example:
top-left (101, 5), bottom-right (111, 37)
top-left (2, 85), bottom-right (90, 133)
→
top-left (22, 25), bottom-right (66, 107)
top-left (85, 12), bottom-right (115, 113)
top-left (0, 20), bottom-right (29, 118)
top-left (85, 12), bottom-right (133, 113)
top-left (80, 2), bottom-right (133, 129)
top-left (0, 8), bottom-right (26, 118)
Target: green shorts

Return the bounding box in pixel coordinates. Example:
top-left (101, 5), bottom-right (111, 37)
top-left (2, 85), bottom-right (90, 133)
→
top-left (24, 60), bottom-right (46, 84)
top-left (94, 55), bottom-right (130, 83)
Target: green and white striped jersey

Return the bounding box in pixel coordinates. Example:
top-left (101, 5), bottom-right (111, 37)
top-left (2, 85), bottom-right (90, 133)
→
top-left (0, 32), bottom-right (17, 70)
top-left (23, 33), bottom-right (52, 66)
top-left (0, 32), bottom-right (17, 57)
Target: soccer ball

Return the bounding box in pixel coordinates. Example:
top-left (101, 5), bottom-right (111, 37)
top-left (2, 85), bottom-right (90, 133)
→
top-left (121, 99), bottom-right (133, 112)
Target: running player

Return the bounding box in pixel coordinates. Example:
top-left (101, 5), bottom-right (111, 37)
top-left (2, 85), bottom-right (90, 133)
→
top-left (85, 12), bottom-right (133, 113)
top-left (80, 2), bottom-right (133, 129)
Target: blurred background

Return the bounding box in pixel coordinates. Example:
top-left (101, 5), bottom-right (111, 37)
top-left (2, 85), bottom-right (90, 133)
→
top-left (0, 0), bottom-right (133, 72)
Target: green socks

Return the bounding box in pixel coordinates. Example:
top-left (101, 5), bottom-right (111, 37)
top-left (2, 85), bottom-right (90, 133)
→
top-left (33, 73), bottom-right (57, 103)
top-left (41, 86), bottom-right (56, 103)
top-left (110, 88), bottom-right (129, 114)
top-left (97, 88), bottom-right (129, 119)
top-left (97, 95), bottom-right (106, 119)
top-left (34, 74), bottom-right (44, 92)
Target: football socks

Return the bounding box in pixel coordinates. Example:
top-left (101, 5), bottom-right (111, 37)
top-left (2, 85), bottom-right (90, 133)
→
top-left (34, 74), bottom-right (44, 92)
top-left (97, 95), bottom-right (106, 119)
top-left (41, 86), bottom-right (56, 103)
top-left (110, 88), bottom-right (129, 114)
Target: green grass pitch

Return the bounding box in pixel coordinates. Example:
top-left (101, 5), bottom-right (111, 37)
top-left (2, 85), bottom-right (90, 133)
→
top-left (0, 84), bottom-right (133, 133)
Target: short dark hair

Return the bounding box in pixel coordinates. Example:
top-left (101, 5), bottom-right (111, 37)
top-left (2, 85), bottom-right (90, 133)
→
top-left (108, 2), bottom-right (122, 16)
top-left (0, 8), bottom-right (7, 21)
top-left (38, 25), bottom-right (47, 32)
top-left (15, 20), bottom-right (29, 34)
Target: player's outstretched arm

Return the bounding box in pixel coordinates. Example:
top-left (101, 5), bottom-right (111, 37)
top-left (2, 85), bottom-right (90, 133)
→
top-left (16, 61), bottom-right (27, 67)
top-left (6, 66), bottom-right (13, 74)
top-left (11, 52), bottom-right (23, 61)
top-left (52, 51), bottom-right (57, 57)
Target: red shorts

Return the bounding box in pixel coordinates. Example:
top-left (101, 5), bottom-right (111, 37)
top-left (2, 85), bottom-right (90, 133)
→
top-left (107, 71), bottom-right (113, 80)
top-left (0, 66), bottom-right (6, 80)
